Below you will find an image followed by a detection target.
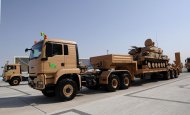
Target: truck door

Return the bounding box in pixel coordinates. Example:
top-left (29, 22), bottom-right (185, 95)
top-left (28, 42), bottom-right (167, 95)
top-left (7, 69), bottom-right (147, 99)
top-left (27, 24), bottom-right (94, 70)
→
top-left (42, 42), bottom-right (65, 73)
top-left (63, 44), bottom-right (78, 69)
top-left (6, 65), bottom-right (16, 76)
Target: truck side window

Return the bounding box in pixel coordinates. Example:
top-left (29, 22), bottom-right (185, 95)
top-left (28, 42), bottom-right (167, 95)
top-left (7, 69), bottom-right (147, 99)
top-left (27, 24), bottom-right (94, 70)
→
top-left (53, 44), bottom-right (63, 55)
top-left (64, 45), bottom-right (69, 55)
top-left (7, 65), bottom-right (16, 70)
top-left (46, 43), bottom-right (53, 57)
top-left (46, 42), bottom-right (63, 57)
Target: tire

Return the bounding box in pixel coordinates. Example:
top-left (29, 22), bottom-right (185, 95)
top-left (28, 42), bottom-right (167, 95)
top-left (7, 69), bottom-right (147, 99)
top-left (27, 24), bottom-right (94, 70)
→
top-left (9, 77), bottom-right (21, 86)
top-left (107, 74), bottom-right (120, 92)
top-left (188, 69), bottom-right (190, 72)
top-left (163, 71), bottom-right (170, 80)
top-left (170, 70), bottom-right (174, 79)
top-left (120, 74), bottom-right (131, 89)
top-left (56, 79), bottom-right (77, 101)
top-left (174, 70), bottom-right (179, 78)
top-left (42, 88), bottom-right (55, 97)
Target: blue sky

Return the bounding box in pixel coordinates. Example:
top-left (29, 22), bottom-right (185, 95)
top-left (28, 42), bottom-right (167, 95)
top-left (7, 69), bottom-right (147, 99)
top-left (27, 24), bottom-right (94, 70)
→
top-left (0, 0), bottom-right (190, 74)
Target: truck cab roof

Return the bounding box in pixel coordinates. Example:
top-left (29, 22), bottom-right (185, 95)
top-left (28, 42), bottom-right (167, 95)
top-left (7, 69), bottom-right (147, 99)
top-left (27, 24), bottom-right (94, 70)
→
top-left (44, 39), bottom-right (77, 45)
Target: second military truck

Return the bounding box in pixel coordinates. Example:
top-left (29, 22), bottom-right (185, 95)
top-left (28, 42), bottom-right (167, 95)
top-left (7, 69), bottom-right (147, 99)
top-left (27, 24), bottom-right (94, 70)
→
top-left (26, 34), bottom-right (181, 101)
top-left (2, 64), bottom-right (24, 86)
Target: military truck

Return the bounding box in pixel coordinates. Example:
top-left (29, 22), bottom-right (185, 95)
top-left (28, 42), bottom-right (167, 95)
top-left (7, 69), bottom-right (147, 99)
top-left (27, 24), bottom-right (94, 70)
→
top-left (2, 64), bottom-right (23, 86)
top-left (185, 58), bottom-right (190, 72)
top-left (25, 34), bottom-right (180, 101)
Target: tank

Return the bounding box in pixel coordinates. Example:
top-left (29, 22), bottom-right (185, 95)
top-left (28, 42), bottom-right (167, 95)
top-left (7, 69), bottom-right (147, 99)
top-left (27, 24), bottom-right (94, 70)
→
top-left (128, 39), bottom-right (169, 69)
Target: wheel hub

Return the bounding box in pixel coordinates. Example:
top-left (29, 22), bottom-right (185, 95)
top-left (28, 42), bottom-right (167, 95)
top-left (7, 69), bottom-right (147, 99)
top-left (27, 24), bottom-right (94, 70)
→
top-left (124, 77), bottom-right (129, 86)
top-left (112, 79), bottom-right (118, 88)
top-left (63, 84), bottom-right (73, 97)
top-left (13, 80), bottom-right (18, 85)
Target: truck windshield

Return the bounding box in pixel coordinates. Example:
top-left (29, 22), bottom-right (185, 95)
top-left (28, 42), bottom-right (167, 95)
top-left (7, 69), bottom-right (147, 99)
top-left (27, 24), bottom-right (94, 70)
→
top-left (6, 65), bottom-right (16, 71)
top-left (30, 41), bottom-right (43, 60)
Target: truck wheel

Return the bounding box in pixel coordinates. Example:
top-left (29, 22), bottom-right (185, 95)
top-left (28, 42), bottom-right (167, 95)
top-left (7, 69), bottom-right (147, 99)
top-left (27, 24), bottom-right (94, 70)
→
top-left (42, 88), bottom-right (55, 97)
top-left (107, 74), bottom-right (120, 92)
top-left (188, 69), bottom-right (190, 72)
top-left (120, 74), bottom-right (131, 89)
top-left (56, 79), bottom-right (77, 101)
top-left (9, 77), bottom-right (21, 86)
top-left (163, 71), bottom-right (170, 80)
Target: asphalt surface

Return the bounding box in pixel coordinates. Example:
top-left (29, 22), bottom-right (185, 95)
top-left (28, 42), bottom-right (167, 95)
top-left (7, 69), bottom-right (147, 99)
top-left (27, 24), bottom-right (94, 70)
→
top-left (0, 72), bottom-right (190, 115)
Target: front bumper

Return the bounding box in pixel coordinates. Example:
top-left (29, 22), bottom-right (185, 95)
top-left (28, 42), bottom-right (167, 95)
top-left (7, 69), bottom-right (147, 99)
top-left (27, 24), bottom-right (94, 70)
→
top-left (28, 74), bottom-right (45, 90)
top-left (2, 76), bottom-right (9, 82)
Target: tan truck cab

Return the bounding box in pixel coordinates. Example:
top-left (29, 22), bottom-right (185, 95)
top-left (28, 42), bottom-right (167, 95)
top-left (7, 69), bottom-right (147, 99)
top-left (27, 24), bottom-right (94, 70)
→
top-left (2, 64), bottom-right (22, 86)
top-left (26, 35), bottom-right (81, 100)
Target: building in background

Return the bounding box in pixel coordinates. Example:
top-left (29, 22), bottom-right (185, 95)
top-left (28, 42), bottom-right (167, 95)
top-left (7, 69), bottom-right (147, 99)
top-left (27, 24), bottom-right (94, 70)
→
top-left (14, 56), bottom-right (29, 72)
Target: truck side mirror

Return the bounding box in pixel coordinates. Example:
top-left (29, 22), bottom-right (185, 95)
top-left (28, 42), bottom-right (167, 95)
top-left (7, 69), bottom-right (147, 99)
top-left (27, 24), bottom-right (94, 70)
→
top-left (25, 48), bottom-right (34, 53)
top-left (25, 48), bottom-right (28, 52)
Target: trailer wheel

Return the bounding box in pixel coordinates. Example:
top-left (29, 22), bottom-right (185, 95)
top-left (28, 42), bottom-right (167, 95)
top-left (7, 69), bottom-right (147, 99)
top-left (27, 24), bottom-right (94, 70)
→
top-left (9, 77), bottom-right (21, 86)
top-left (42, 88), bottom-right (55, 97)
top-left (174, 70), bottom-right (179, 78)
top-left (107, 74), bottom-right (120, 92)
top-left (170, 70), bottom-right (175, 79)
top-left (56, 79), bottom-right (77, 101)
top-left (120, 74), bottom-right (131, 89)
top-left (163, 71), bottom-right (170, 80)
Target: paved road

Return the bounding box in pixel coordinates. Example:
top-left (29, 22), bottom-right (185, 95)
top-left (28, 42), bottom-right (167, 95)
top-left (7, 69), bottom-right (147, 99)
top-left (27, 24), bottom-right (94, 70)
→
top-left (0, 73), bottom-right (190, 115)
